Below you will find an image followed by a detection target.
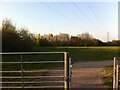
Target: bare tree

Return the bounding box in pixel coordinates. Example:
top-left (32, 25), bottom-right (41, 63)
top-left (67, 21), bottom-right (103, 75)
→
top-left (77, 32), bottom-right (93, 40)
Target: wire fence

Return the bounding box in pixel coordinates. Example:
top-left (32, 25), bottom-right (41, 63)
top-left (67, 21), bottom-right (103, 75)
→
top-left (0, 52), bottom-right (72, 90)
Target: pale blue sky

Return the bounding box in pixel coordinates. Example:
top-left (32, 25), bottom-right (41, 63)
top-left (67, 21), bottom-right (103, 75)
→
top-left (0, 1), bottom-right (118, 41)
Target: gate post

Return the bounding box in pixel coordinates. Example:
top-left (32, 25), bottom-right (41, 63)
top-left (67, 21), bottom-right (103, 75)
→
top-left (116, 64), bottom-right (119, 90)
top-left (113, 57), bottom-right (116, 90)
top-left (69, 58), bottom-right (72, 90)
top-left (64, 52), bottom-right (69, 90)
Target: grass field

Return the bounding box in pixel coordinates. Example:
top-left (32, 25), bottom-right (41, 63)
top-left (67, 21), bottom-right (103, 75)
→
top-left (33, 46), bottom-right (119, 62)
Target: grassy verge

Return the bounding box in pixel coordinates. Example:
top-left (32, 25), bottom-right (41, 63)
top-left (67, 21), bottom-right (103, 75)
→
top-left (102, 66), bottom-right (113, 90)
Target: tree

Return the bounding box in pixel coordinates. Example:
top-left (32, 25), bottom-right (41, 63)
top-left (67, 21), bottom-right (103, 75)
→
top-left (2, 19), bottom-right (34, 52)
top-left (53, 33), bottom-right (70, 46)
top-left (77, 32), bottom-right (93, 40)
top-left (70, 36), bottom-right (80, 46)
top-left (36, 34), bottom-right (41, 47)
top-left (58, 33), bottom-right (70, 42)
top-left (43, 34), bottom-right (54, 41)
top-left (77, 32), bottom-right (93, 46)
top-left (2, 19), bottom-right (21, 52)
top-left (18, 28), bottom-right (34, 51)
top-left (111, 40), bottom-right (120, 46)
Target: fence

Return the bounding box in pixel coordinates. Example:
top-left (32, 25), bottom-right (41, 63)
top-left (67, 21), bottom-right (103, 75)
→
top-left (113, 57), bottom-right (120, 90)
top-left (0, 52), bottom-right (72, 90)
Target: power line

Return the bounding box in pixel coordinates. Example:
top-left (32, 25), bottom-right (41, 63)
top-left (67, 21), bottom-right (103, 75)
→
top-left (86, 2), bottom-right (107, 31)
top-left (71, 2), bottom-right (103, 31)
top-left (40, 2), bottom-right (85, 27)
top-left (58, 2), bottom-right (87, 28)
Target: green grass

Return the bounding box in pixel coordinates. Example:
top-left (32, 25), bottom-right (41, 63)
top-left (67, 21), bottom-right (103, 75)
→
top-left (33, 46), bottom-right (119, 62)
top-left (103, 66), bottom-right (113, 90)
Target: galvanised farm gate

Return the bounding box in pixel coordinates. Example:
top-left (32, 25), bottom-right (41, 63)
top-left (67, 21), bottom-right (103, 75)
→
top-left (0, 52), bottom-right (72, 90)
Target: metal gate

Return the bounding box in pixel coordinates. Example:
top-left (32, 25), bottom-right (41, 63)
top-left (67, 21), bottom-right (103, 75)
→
top-left (0, 52), bottom-right (72, 90)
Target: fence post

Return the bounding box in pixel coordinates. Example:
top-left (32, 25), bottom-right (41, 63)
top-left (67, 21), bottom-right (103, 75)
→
top-left (113, 57), bottom-right (116, 90)
top-left (64, 52), bottom-right (69, 90)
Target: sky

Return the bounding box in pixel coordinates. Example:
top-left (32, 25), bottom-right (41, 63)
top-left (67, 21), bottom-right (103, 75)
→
top-left (0, 0), bottom-right (119, 42)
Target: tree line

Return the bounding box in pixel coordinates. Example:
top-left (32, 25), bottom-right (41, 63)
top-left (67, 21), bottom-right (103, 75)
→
top-left (1, 19), bottom-right (120, 52)
top-left (37, 33), bottom-right (120, 46)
